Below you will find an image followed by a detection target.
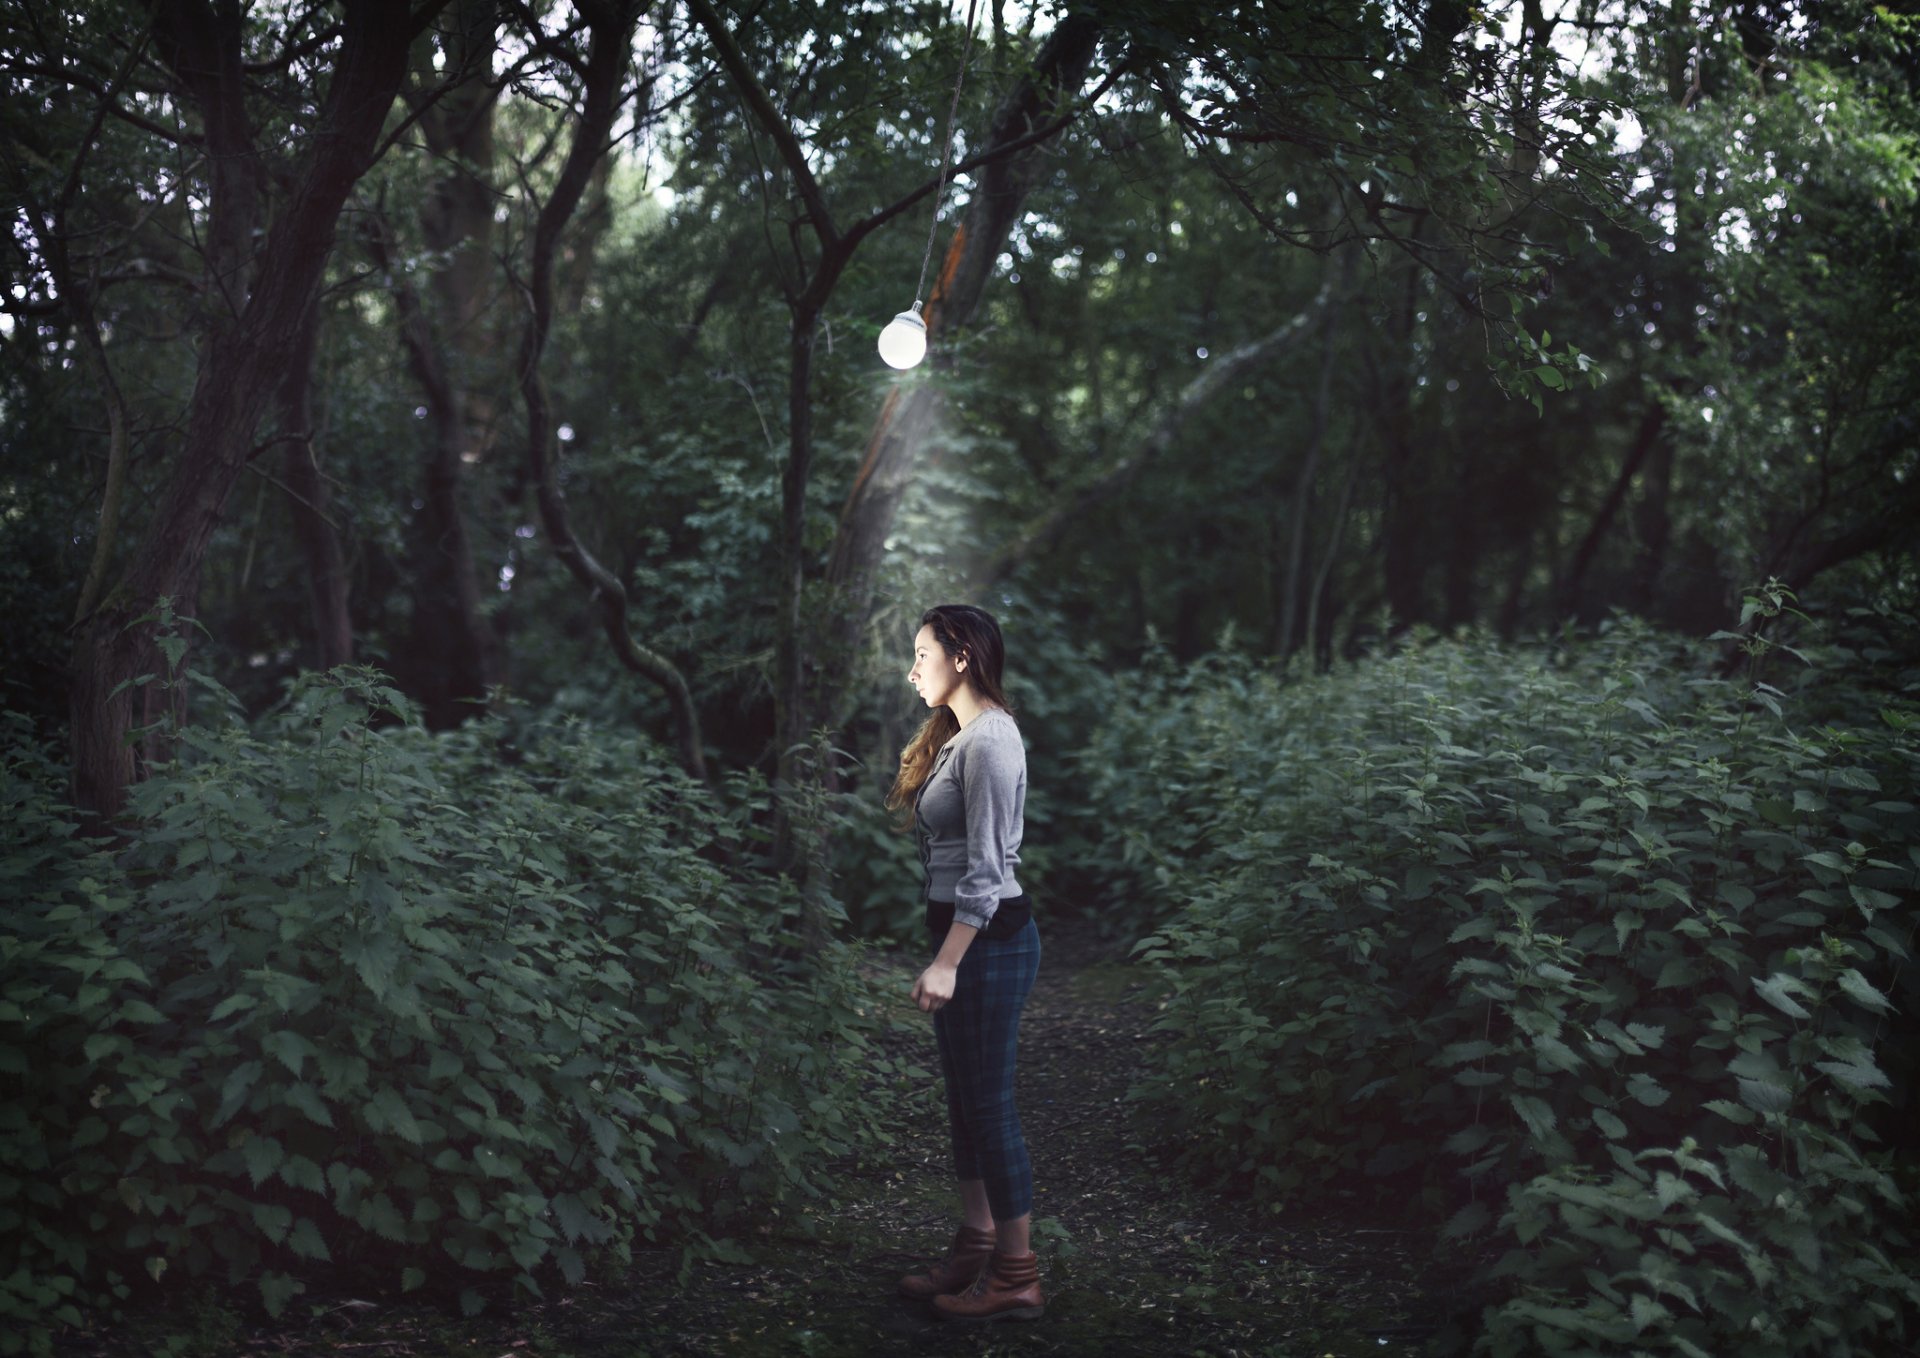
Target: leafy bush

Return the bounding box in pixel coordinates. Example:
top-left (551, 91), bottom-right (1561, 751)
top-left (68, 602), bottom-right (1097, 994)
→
top-left (0, 667), bottom-right (895, 1348)
top-left (1101, 602), bottom-right (1919, 1354)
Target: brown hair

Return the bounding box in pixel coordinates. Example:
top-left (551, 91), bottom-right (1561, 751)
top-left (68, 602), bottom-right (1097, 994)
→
top-left (885, 604), bottom-right (1017, 831)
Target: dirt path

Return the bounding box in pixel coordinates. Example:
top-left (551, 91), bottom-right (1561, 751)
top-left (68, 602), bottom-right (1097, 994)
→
top-left (601, 915), bottom-right (1447, 1357)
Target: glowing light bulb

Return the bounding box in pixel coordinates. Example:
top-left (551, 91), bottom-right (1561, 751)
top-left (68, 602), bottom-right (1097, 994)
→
top-left (877, 305), bottom-right (927, 369)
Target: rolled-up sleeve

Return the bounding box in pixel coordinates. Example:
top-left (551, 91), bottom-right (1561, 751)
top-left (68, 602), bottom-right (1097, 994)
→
top-left (951, 726), bottom-right (1024, 931)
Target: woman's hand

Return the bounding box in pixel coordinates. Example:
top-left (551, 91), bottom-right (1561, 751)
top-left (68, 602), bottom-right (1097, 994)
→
top-left (911, 961), bottom-right (957, 1013)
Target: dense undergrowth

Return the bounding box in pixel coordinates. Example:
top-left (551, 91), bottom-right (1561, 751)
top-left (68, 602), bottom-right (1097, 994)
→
top-left (1085, 591), bottom-right (1920, 1355)
top-left (0, 662), bottom-right (898, 1352)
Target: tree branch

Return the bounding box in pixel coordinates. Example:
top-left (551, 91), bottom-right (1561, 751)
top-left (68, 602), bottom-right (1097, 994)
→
top-left (971, 280), bottom-right (1337, 592)
top-left (510, 0), bottom-right (708, 781)
top-left (840, 58), bottom-right (1129, 259)
top-left (683, 0), bottom-right (840, 249)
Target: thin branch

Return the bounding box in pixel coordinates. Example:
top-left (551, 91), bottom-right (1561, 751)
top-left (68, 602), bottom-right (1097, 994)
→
top-left (840, 59), bottom-right (1130, 257)
top-left (498, 0), bottom-right (593, 80)
top-left (683, 0), bottom-right (840, 248)
top-left (242, 11), bottom-right (342, 74)
top-left (2, 60), bottom-right (200, 144)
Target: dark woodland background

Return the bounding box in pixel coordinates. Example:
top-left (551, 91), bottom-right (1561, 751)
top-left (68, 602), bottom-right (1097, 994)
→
top-left (2, 1), bottom-right (1917, 1354)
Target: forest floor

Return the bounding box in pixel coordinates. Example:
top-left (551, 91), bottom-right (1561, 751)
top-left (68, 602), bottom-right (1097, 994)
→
top-left (75, 915), bottom-right (1475, 1358)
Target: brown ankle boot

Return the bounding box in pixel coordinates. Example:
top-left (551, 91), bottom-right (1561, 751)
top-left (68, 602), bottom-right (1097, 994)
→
top-left (898, 1224), bottom-right (996, 1299)
top-left (931, 1247), bottom-right (1044, 1322)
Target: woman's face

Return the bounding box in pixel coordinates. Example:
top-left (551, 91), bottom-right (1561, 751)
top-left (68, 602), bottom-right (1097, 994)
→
top-left (908, 623), bottom-right (966, 710)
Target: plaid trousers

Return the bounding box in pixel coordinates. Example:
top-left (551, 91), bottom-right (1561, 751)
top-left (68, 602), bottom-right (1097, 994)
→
top-left (927, 914), bottom-right (1041, 1221)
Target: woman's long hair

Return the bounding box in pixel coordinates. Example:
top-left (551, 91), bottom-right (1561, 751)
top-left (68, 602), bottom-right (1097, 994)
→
top-left (885, 604), bottom-right (1018, 831)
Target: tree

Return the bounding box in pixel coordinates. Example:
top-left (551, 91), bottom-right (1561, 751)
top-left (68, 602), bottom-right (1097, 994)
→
top-left (22, 0), bottom-right (451, 820)
top-left (508, 0), bottom-right (709, 779)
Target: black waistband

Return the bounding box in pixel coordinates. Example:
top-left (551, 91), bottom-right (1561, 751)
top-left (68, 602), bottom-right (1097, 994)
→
top-left (925, 893), bottom-right (1031, 941)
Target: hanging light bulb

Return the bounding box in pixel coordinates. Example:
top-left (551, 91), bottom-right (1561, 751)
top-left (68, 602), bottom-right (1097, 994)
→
top-left (877, 302), bottom-right (928, 369)
top-left (880, 0), bottom-right (979, 369)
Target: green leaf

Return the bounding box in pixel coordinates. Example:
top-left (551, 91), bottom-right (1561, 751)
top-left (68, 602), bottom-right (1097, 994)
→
top-left (1629, 1293), bottom-right (1671, 1333)
top-left (259, 1270), bottom-right (303, 1318)
top-left (1737, 1078), bottom-right (1792, 1114)
top-left (288, 1217), bottom-right (330, 1261)
top-left (1863, 926), bottom-right (1909, 959)
top-left (1653, 957), bottom-right (1698, 989)
top-left (1816, 1058), bottom-right (1890, 1091)
top-left (210, 993), bottom-right (257, 1022)
top-left (402, 1267), bottom-right (426, 1293)
top-left (1626, 1073), bottom-right (1670, 1107)
top-left (117, 999), bottom-right (167, 1025)
top-left (1445, 1123), bottom-right (1494, 1155)
top-left (251, 1201), bottom-right (293, 1244)
top-left (242, 1134), bottom-right (284, 1187)
top-left (1723, 1146), bottom-right (1788, 1202)
top-left (1691, 1210), bottom-right (1755, 1255)
top-left (1654, 1170), bottom-right (1692, 1208)
top-left (1449, 917), bottom-right (1496, 944)
top-left (1442, 1200), bottom-right (1490, 1239)
top-left (262, 1029), bottom-right (318, 1078)
top-left (1834, 968), bottom-right (1890, 1013)
top-left (1509, 1094), bottom-right (1556, 1140)
top-left (283, 1081), bottom-right (335, 1128)
top-left (1851, 883), bottom-right (1901, 912)
top-left (1751, 973), bottom-right (1812, 1019)
top-left (83, 1032), bottom-right (128, 1063)
top-left (361, 1192), bottom-right (408, 1243)
top-left (215, 1060), bottom-right (263, 1126)
top-left (370, 1086), bottom-right (423, 1144)
top-left (280, 1154), bottom-right (325, 1194)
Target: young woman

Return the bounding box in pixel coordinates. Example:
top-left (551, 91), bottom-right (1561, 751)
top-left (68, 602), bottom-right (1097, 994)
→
top-left (886, 603), bottom-right (1044, 1323)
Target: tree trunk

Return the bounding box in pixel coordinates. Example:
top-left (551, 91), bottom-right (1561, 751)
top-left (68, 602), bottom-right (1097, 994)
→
top-left (1497, 538), bottom-right (1532, 639)
top-left (68, 0), bottom-right (434, 821)
top-left (1378, 0), bottom-right (1474, 630)
top-left (278, 299), bottom-right (353, 669)
top-left (1626, 437), bottom-right (1676, 616)
top-left (1378, 235), bottom-right (1429, 629)
top-left (768, 305), bottom-right (823, 930)
top-left (1304, 430), bottom-right (1362, 669)
top-left (1274, 242), bottom-right (1350, 659)
top-left (1556, 402), bottom-right (1665, 620)
top-left (397, 0), bottom-right (501, 727)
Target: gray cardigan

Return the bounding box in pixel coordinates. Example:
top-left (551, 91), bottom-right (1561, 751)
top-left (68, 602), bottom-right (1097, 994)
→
top-left (912, 708), bottom-right (1026, 931)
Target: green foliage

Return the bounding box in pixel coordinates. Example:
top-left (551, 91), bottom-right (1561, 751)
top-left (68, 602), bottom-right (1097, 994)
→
top-left (0, 669), bottom-right (897, 1349)
top-left (1091, 609), bottom-right (1919, 1354)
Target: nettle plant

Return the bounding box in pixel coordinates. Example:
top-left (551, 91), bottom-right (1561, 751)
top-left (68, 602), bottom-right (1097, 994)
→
top-left (1, 656), bottom-right (896, 1348)
top-left (1111, 598), bottom-right (1918, 1355)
